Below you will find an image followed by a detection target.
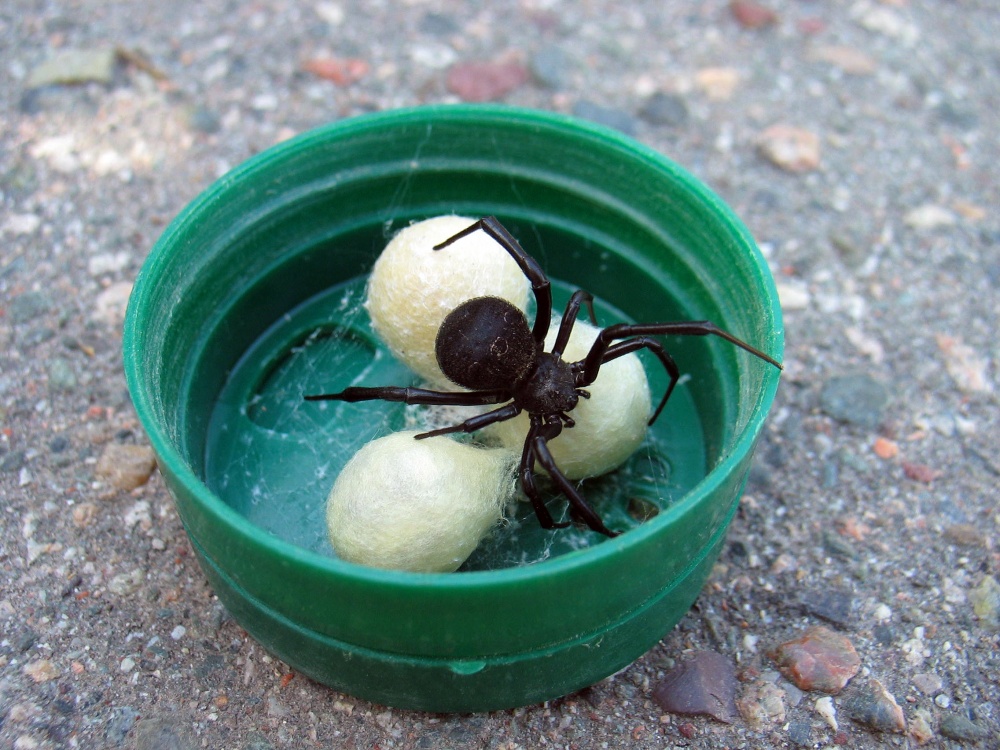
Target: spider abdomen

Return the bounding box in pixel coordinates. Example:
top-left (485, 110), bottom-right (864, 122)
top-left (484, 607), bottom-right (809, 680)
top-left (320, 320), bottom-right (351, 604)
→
top-left (435, 296), bottom-right (537, 390)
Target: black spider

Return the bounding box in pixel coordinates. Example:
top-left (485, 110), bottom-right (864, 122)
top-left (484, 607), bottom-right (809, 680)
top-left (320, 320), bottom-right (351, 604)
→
top-left (306, 216), bottom-right (782, 537)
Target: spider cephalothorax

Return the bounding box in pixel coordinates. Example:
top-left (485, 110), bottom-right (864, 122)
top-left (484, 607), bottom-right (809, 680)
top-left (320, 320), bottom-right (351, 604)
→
top-left (306, 216), bottom-right (782, 537)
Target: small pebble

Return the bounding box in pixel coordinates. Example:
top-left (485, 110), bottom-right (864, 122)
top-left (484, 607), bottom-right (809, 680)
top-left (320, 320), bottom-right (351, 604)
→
top-left (47, 357), bottom-right (78, 392)
top-left (909, 709), bottom-right (934, 744)
top-left (902, 461), bottom-right (939, 484)
top-left (186, 105), bottom-right (222, 134)
top-left (26, 47), bottom-right (117, 88)
top-left (95, 443), bottom-right (157, 490)
top-left (936, 335), bottom-right (994, 394)
top-left (799, 588), bottom-right (855, 628)
top-left (730, 0), bottom-right (778, 29)
top-left (873, 603), bottom-right (892, 622)
top-left (3, 213), bottom-right (42, 235)
top-left (446, 58), bottom-right (529, 102)
top-left (842, 679), bottom-right (906, 734)
top-left (943, 523), bottom-right (986, 547)
top-left (108, 568), bottom-right (145, 596)
top-left (808, 45), bottom-right (878, 76)
top-left (10, 291), bottom-right (52, 324)
top-left (786, 720), bottom-right (812, 747)
top-left (571, 101), bottom-right (638, 135)
top-left (757, 124), bottom-right (821, 172)
top-left (132, 717), bottom-right (195, 750)
top-left (652, 651), bottom-right (738, 723)
top-left (872, 437), bottom-right (899, 459)
top-left (23, 659), bottom-right (59, 683)
top-left (695, 67), bottom-right (741, 101)
top-left (819, 374), bottom-right (889, 429)
top-left (736, 681), bottom-right (786, 728)
top-left (814, 695), bottom-right (838, 731)
top-left (639, 91), bottom-right (689, 128)
top-left (419, 11), bottom-right (459, 37)
top-left (529, 47), bottom-right (571, 90)
top-left (969, 575), bottom-right (1000, 630)
top-left (302, 57), bottom-right (369, 86)
top-left (769, 626), bottom-right (861, 694)
top-left (93, 281), bottom-right (134, 326)
top-left (904, 204), bottom-right (956, 231)
top-left (776, 280), bottom-right (810, 310)
top-left (171, 625), bottom-right (187, 640)
top-left (939, 714), bottom-right (988, 743)
top-left (88, 251), bottom-right (131, 276)
top-left (105, 707), bottom-right (140, 745)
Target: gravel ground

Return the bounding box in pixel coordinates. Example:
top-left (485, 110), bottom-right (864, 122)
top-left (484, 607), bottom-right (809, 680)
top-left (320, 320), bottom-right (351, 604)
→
top-left (2, 1), bottom-right (998, 748)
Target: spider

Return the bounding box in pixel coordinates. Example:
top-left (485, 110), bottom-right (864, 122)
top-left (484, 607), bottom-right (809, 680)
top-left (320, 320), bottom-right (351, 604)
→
top-left (306, 216), bottom-right (782, 537)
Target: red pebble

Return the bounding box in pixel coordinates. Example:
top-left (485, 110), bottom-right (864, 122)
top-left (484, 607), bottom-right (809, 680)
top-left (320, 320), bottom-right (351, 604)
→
top-left (902, 461), bottom-right (939, 483)
top-left (446, 59), bottom-right (529, 102)
top-left (303, 57), bottom-right (369, 86)
top-left (730, 0), bottom-right (778, 28)
top-left (768, 626), bottom-right (861, 695)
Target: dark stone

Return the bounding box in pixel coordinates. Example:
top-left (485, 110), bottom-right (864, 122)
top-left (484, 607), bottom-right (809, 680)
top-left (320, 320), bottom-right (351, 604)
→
top-left (822, 530), bottom-right (859, 561)
top-left (187, 106), bottom-right (221, 135)
top-left (10, 291), bottom-right (52, 324)
top-left (571, 101), bottom-right (637, 136)
top-left (939, 713), bottom-right (988, 743)
top-left (105, 706), bottom-right (140, 745)
top-left (133, 716), bottom-right (197, 750)
top-left (640, 91), bottom-right (689, 127)
top-left (842, 680), bottom-right (906, 733)
top-left (873, 623), bottom-right (896, 645)
top-left (652, 650), bottom-right (738, 723)
top-left (0, 451), bottom-right (26, 473)
top-left (934, 101), bottom-right (978, 130)
top-left (800, 588), bottom-right (855, 628)
top-left (819, 374), bottom-right (889, 429)
top-left (530, 46), bottom-right (571, 89)
top-left (786, 720), bottom-right (812, 746)
top-left (420, 11), bottom-right (460, 36)
top-left (49, 435), bottom-right (70, 453)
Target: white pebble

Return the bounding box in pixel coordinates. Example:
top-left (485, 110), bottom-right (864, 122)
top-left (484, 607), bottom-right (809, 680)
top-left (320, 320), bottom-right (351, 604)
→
top-left (170, 625), bottom-right (187, 641)
top-left (814, 695), bottom-right (838, 731)
top-left (120, 657), bottom-right (136, 672)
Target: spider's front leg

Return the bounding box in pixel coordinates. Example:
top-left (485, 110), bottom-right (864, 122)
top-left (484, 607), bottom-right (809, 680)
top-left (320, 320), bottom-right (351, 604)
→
top-left (577, 321), bottom-right (783, 424)
top-left (304, 385), bottom-right (510, 407)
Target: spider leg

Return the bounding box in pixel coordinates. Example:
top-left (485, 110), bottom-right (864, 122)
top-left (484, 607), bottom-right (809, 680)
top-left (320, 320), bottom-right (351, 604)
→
top-left (531, 418), bottom-right (620, 537)
top-left (304, 385), bottom-right (510, 406)
top-left (432, 216), bottom-right (553, 346)
top-left (574, 337), bottom-right (681, 425)
top-left (415, 402), bottom-right (522, 440)
top-left (579, 321), bottom-right (782, 387)
top-left (520, 416), bottom-right (570, 530)
top-left (551, 289), bottom-right (597, 359)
